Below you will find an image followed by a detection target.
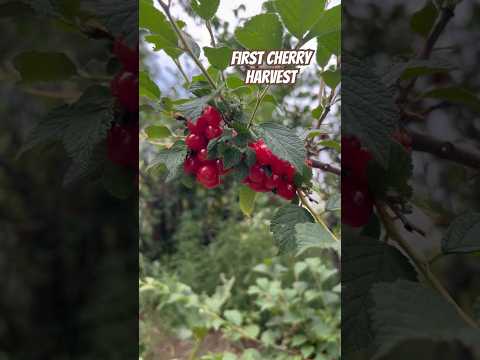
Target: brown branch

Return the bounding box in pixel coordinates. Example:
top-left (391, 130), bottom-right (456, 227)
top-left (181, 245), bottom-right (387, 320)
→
top-left (308, 159), bottom-right (341, 176)
top-left (408, 130), bottom-right (480, 169)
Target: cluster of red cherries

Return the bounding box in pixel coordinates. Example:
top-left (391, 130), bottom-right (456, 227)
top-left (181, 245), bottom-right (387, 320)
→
top-left (243, 140), bottom-right (297, 200)
top-left (183, 106), bottom-right (298, 200)
top-left (342, 131), bottom-right (412, 227)
top-left (106, 38), bottom-right (139, 171)
top-left (183, 106), bottom-right (227, 188)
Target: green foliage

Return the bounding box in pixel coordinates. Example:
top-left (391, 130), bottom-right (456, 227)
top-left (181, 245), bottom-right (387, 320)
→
top-left (442, 212), bottom-right (480, 254)
top-left (294, 223), bottom-right (338, 255)
top-left (139, 71), bottom-right (161, 100)
top-left (14, 51), bottom-right (77, 82)
top-left (410, 1), bottom-right (438, 37)
top-left (148, 141), bottom-right (187, 182)
top-left (204, 46), bottom-right (233, 71)
top-left (273, 0), bottom-right (326, 39)
top-left (239, 185), bottom-right (257, 217)
top-left (191, 0), bottom-right (220, 20)
top-left (270, 205), bottom-right (314, 253)
top-left (234, 14), bottom-right (283, 50)
top-left (421, 86), bottom-right (480, 113)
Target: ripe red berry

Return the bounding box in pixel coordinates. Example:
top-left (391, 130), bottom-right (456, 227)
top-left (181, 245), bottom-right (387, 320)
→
top-left (342, 136), bottom-right (372, 183)
top-left (205, 125), bottom-right (223, 140)
top-left (245, 179), bottom-right (269, 192)
top-left (341, 179), bottom-right (373, 227)
top-left (250, 140), bottom-right (273, 165)
top-left (113, 38), bottom-right (139, 74)
top-left (111, 71), bottom-right (139, 112)
top-left (184, 155), bottom-right (200, 174)
top-left (264, 173), bottom-right (279, 190)
top-left (202, 106), bottom-right (222, 127)
top-left (107, 123), bottom-right (138, 169)
top-left (197, 148), bottom-right (209, 161)
top-left (249, 164), bottom-right (266, 184)
top-left (276, 181), bottom-right (296, 200)
top-left (196, 164), bottom-right (220, 188)
top-left (186, 133), bottom-right (207, 151)
top-left (187, 120), bottom-right (202, 135)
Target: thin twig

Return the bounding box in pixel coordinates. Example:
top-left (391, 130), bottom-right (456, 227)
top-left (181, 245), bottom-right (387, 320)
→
top-left (173, 58), bottom-right (191, 86)
top-left (308, 159), bottom-right (340, 176)
top-left (298, 190), bottom-right (338, 242)
top-left (158, 0), bottom-right (217, 90)
top-left (247, 85), bottom-right (270, 129)
top-left (376, 203), bottom-right (478, 328)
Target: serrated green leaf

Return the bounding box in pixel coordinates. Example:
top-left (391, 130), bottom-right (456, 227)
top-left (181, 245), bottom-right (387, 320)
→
top-left (273, 0), bottom-right (326, 39)
top-left (410, 1), bottom-right (438, 37)
top-left (342, 230), bottom-right (417, 355)
top-left (271, 205), bottom-right (314, 253)
top-left (295, 223), bottom-right (338, 255)
top-left (191, 0), bottom-right (219, 20)
top-left (145, 125), bottom-right (172, 139)
top-left (203, 46), bottom-right (233, 71)
top-left (139, 71), bottom-right (161, 99)
top-left (442, 212), bottom-right (480, 254)
top-left (255, 122), bottom-right (306, 173)
top-left (84, 0), bottom-right (137, 46)
top-left (148, 141), bottom-right (187, 182)
top-left (307, 5), bottom-right (340, 52)
top-left (175, 96), bottom-right (210, 120)
top-left (223, 147), bottom-right (242, 169)
top-left (421, 86), bottom-right (480, 113)
top-left (321, 67), bottom-right (340, 89)
top-left (343, 54), bottom-right (398, 167)
top-left (316, 40), bottom-right (332, 68)
top-left (234, 13), bottom-right (283, 50)
top-left (239, 185), bottom-right (257, 217)
top-left (371, 280), bottom-right (480, 359)
top-left (14, 51), bottom-right (77, 82)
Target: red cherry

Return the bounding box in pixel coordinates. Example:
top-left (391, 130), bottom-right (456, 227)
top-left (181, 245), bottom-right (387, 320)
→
top-left (342, 136), bottom-right (372, 183)
top-left (111, 71), bottom-right (139, 112)
top-left (250, 140), bottom-right (273, 165)
top-left (196, 164), bottom-right (220, 188)
top-left (249, 164), bottom-right (266, 184)
top-left (184, 156), bottom-right (200, 174)
top-left (276, 181), bottom-right (296, 200)
top-left (197, 148), bottom-right (209, 161)
top-left (341, 178), bottom-right (373, 227)
top-left (107, 123), bottom-right (138, 169)
top-left (202, 106), bottom-right (222, 127)
top-left (113, 38), bottom-right (139, 73)
top-left (246, 179), bottom-right (269, 192)
top-left (264, 173), bottom-right (279, 190)
top-left (283, 163), bottom-right (296, 182)
top-left (205, 125), bottom-right (223, 140)
top-left (271, 157), bottom-right (290, 177)
top-left (187, 120), bottom-right (202, 135)
top-left (186, 133), bottom-right (207, 151)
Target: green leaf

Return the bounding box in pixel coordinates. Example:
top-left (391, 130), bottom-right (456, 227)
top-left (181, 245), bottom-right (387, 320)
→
top-left (101, 162), bottom-right (135, 199)
top-left (342, 230), bottom-right (417, 355)
top-left (148, 141), bottom-right (187, 182)
top-left (243, 324), bottom-right (260, 339)
top-left (224, 309), bottom-right (243, 326)
top-left (343, 54), bottom-right (398, 167)
top-left (319, 140), bottom-right (340, 152)
top-left (421, 86), bottom-right (480, 113)
top-left (191, 0), bottom-right (219, 20)
top-left (316, 40), bottom-right (332, 68)
top-left (273, 0), bottom-right (326, 39)
top-left (371, 280), bottom-right (480, 359)
top-left (85, 0), bottom-right (137, 46)
top-left (410, 1), bottom-right (438, 37)
top-left (223, 147), bottom-right (242, 169)
top-left (140, 0), bottom-right (181, 58)
top-left (145, 125), bottom-right (172, 140)
top-left (175, 95), bottom-right (210, 120)
top-left (14, 51), bottom-right (77, 82)
top-left (295, 223), bottom-right (338, 255)
top-left (321, 67), bottom-right (340, 89)
top-left (234, 13), bottom-right (283, 50)
top-left (255, 122), bottom-right (306, 172)
top-left (326, 193), bottom-right (340, 211)
top-left (442, 212), bottom-right (480, 254)
top-left (139, 71), bottom-right (161, 99)
top-left (239, 185), bottom-right (257, 217)
top-left (271, 205), bottom-right (314, 253)
top-left (307, 4), bottom-right (341, 51)
top-left (203, 46), bottom-right (233, 71)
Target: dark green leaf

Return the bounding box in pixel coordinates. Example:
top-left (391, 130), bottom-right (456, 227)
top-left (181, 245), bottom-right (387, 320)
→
top-left (343, 54), bottom-right (398, 167)
top-left (191, 0), bottom-right (219, 20)
top-left (203, 46), bottom-right (233, 71)
top-left (321, 67), bottom-right (340, 89)
top-left (234, 13), bottom-right (283, 50)
top-left (307, 5), bottom-right (340, 52)
top-left (223, 147), bottom-right (242, 169)
top-left (342, 230), bottom-right (417, 355)
top-left (410, 1), bottom-right (438, 37)
top-left (148, 141), bottom-right (187, 182)
top-left (176, 96), bottom-right (210, 120)
top-left (273, 0), bottom-right (326, 39)
top-left (14, 51), bottom-right (77, 82)
top-left (421, 86), bottom-right (480, 113)
top-left (145, 125), bottom-right (172, 140)
top-left (442, 212), bottom-right (480, 254)
top-left (271, 205), bottom-right (314, 253)
top-left (295, 223), bottom-right (338, 255)
top-left (255, 122), bottom-right (306, 173)
top-left (139, 71), bottom-right (161, 99)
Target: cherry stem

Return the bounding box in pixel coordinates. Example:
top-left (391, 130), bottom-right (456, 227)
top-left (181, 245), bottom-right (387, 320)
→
top-left (376, 202), bottom-right (479, 328)
top-left (298, 190), bottom-right (339, 242)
